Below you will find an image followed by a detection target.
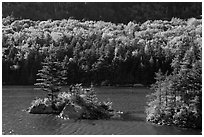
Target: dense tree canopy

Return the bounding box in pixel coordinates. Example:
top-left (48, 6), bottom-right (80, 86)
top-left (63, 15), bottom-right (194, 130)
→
top-left (2, 17), bottom-right (202, 86)
top-left (146, 28), bottom-right (202, 128)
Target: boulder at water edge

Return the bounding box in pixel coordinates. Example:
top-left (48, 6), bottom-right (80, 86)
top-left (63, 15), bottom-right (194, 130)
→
top-left (28, 104), bottom-right (54, 114)
top-left (59, 103), bottom-right (84, 119)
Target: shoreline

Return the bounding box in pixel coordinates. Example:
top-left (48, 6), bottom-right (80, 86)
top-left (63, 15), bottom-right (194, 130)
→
top-left (2, 83), bottom-right (146, 87)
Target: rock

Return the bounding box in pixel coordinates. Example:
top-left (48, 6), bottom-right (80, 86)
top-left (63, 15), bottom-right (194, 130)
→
top-left (28, 104), bottom-right (54, 114)
top-left (59, 103), bottom-right (84, 119)
top-left (110, 112), bottom-right (121, 119)
top-left (59, 101), bottom-right (113, 120)
top-left (81, 103), bottom-right (112, 120)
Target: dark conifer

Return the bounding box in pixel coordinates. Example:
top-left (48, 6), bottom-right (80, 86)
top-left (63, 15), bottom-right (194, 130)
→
top-left (35, 46), bottom-right (67, 107)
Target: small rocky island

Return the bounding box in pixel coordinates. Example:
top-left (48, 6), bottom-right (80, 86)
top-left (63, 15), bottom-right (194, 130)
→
top-left (27, 84), bottom-right (122, 120)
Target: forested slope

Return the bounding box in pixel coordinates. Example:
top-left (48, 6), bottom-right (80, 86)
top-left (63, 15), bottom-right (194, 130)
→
top-left (2, 17), bottom-right (201, 86)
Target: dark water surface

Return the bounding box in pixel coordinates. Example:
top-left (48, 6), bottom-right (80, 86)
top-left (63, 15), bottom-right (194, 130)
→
top-left (2, 86), bottom-right (201, 135)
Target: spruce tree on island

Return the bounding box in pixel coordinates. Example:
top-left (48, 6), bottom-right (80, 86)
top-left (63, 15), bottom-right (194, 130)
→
top-left (35, 47), bottom-right (67, 109)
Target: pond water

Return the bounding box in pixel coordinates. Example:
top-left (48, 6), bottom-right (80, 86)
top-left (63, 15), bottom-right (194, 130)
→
top-left (2, 86), bottom-right (201, 135)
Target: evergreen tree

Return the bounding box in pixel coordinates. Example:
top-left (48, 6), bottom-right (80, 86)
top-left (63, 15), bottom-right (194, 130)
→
top-left (35, 46), bottom-right (67, 107)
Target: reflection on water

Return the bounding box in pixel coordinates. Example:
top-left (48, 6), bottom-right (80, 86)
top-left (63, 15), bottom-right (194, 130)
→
top-left (2, 86), bottom-right (201, 135)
